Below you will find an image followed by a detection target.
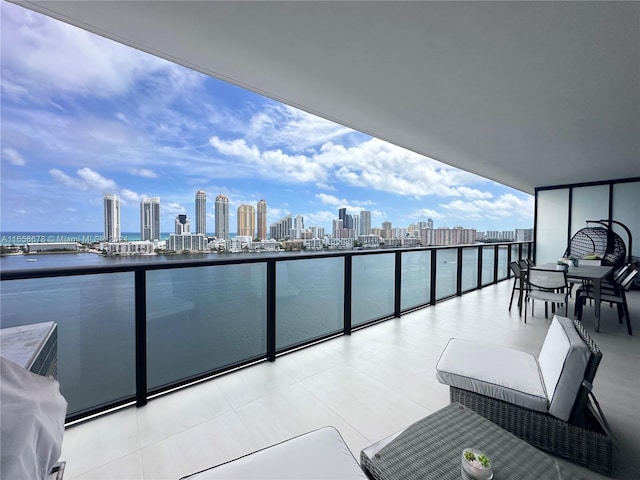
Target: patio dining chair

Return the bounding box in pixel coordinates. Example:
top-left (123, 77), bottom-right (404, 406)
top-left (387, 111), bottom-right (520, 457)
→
top-left (508, 261), bottom-right (527, 315)
top-left (575, 265), bottom-right (638, 335)
top-left (524, 267), bottom-right (568, 323)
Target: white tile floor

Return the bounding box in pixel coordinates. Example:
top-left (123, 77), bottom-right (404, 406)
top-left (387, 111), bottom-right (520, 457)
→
top-left (61, 281), bottom-right (640, 480)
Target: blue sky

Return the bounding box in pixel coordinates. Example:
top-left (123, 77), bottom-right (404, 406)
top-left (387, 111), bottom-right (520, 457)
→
top-left (1, 3), bottom-right (533, 235)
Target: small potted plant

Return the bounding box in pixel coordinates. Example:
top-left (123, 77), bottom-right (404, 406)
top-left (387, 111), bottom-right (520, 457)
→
top-left (462, 448), bottom-right (493, 479)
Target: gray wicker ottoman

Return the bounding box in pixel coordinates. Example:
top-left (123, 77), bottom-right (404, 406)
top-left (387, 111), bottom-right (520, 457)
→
top-left (360, 403), bottom-right (585, 480)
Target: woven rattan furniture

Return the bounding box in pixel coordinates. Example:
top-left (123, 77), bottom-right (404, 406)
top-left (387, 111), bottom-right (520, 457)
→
top-left (437, 317), bottom-right (612, 475)
top-left (564, 226), bottom-right (627, 268)
top-left (360, 403), bottom-right (585, 480)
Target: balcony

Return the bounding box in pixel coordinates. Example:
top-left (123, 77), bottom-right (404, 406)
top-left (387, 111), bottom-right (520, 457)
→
top-left (2, 243), bottom-right (639, 479)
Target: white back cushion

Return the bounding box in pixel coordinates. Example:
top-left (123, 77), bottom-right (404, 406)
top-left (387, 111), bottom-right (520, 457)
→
top-left (538, 316), bottom-right (590, 421)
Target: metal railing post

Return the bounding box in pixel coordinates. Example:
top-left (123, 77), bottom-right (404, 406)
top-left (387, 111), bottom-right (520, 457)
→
top-left (267, 260), bottom-right (276, 361)
top-left (134, 269), bottom-right (147, 407)
top-left (344, 255), bottom-right (352, 335)
top-left (394, 251), bottom-right (402, 317)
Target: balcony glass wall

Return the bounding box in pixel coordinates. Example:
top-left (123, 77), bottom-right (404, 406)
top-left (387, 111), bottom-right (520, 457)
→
top-left (401, 251), bottom-right (432, 310)
top-left (435, 249), bottom-right (457, 300)
top-left (481, 246), bottom-right (496, 286)
top-left (0, 273), bottom-right (135, 417)
top-left (0, 241), bottom-right (531, 422)
top-left (352, 253), bottom-right (395, 326)
top-left (146, 264), bottom-right (266, 390)
top-left (497, 245), bottom-right (509, 281)
top-left (276, 258), bottom-right (343, 350)
top-left (461, 247), bottom-right (479, 292)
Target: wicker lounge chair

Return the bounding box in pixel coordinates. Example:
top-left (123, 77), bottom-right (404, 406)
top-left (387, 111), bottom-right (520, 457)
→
top-left (436, 316), bottom-right (613, 475)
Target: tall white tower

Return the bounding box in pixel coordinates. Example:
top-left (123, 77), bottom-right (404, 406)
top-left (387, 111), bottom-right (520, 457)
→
top-left (215, 194), bottom-right (230, 239)
top-left (360, 210), bottom-right (371, 235)
top-left (103, 193), bottom-right (121, 241)
top-left (195, 190), bottom-right (207, 235)
top-left (140, 197), bottom-right (160, 241)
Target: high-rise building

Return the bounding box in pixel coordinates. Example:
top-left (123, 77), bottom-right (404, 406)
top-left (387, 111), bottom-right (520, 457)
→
top-left (257, 199), bottom-right (267, 240)
top-left (338, 208), bottom-right (353, 230)
top-left (195, 190), bottom-right (207, 235)
top-left (360, 210), bottom-right (371, 235)
top-left (294, 215), bottom-right (304, 239)
top-left (103, 193), bottom-right (121, 242)
top-left (237, 204), bottom-right (255, 237)
top-left (175, 214), bottom-right (190, 234)
top-left (270, 214), bottom-right (292, 240)
top-left (215, 194), bottom-right (230, 239)
top-left (140, 197), bottom-right (160, 241)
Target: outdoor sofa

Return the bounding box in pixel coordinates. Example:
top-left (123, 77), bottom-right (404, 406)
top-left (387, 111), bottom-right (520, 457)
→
top-left (435, 315), bottom-right (613, 475)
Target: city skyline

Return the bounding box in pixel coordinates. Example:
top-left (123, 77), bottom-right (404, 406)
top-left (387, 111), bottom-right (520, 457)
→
top-left (1, 3), bottom-right (534, 235)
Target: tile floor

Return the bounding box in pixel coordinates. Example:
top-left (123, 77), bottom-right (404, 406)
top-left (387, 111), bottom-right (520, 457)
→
top-left (60, 280), bottom-right (640, 479)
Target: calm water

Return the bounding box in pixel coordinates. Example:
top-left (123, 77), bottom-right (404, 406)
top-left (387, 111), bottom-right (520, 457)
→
top-left (1, 245), bottom-right (511, 417)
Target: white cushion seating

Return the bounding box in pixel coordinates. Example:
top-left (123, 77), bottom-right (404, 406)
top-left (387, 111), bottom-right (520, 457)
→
top-left (180, 426), bottom-right (368, 479)
top-left (436, 315), bottom-right (590, 422)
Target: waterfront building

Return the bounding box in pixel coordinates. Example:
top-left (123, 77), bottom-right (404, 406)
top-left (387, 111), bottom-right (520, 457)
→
top-left (167, 233), bottom-right (207, 252)
top-left (195, 191), bottom-right (207, 235)
top-left (103, 193), bottom-right (121, 242)
top-left (140, 197), bottom-right (160, 241)
top-left (515, 228), bottom-right (534, 242)
top-left (270, 214), bottom-right (292, 240)
top-left (257, 199), bottom-right (267, 241)
top-left (26, 242), bottom-right (78, 253)
top-left (332, 219), bottom-right (343, 237)
top-left (175, 214), bottom-right (191, 234)
top-left (237, 205), bottom-right (255, 238)
top-left (101, 241), bottom-right (154, 256)
top-left (215, 194), bottom-right (230, 239)
top-left (358, 234), bottom-right (381, 248)
top-left (351, 215), bottom-right (360, 239)
top-left (360, 210), bottom-right (372, 235)
top-left (422, 226), bottom-right (477, 246)
top-left (302, 238), bottom-right (323, 250)
top-left (326, 237), bottom-right (354, 249)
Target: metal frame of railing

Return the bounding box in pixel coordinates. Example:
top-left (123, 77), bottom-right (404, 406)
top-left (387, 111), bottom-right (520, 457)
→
top-left (1, 241), bottom-right (531, 423)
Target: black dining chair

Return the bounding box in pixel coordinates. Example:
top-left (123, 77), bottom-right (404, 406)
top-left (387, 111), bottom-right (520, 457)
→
top-left (576, 265), bottom-right (638, 335)
top-left (508, 261), bottom-right (527, 315)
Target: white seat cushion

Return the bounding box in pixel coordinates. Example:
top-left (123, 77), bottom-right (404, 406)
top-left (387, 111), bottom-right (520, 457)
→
top-left (180, 426), bottom-right (368, 479)
top-left (436, 338), bottom-right (548, 413)
top-left (539, 316), bottom-right (590, 421)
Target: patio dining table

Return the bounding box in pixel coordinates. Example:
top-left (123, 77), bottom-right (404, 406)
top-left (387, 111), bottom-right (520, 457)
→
top-left (545, 264), bottom-right (614, 332)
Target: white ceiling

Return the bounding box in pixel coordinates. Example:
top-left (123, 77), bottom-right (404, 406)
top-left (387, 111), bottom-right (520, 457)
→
top-left (12, 1), bottom-right (640, 194)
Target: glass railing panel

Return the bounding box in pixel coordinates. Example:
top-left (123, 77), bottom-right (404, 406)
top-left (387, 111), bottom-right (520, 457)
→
top-left (0, 274), bottom-right (136, 417)
top-left (523, 243), bottom-right (531, 263)
top-left (276, 257), bottom-right (343, 350)
top-left (482, 246), bottom-right (496, 285)
top-left (435, 249), bottom-right (457, 300)
top-left (146, 263), bottom-right (267, 390)
top-left (352, 253), bottom-right (395, 326)
top-left (497, 245), bottom-right (509, 280)
top-left (510, 244), bottom-right (519, 264)
top-left (401, 250), bottom-right (431, 310)
top-left (461, 247), bottom-right (479, 292)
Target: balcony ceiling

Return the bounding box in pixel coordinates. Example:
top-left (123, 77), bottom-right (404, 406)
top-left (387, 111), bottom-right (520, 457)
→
top-left (12, 1), bottom-right (640, 194)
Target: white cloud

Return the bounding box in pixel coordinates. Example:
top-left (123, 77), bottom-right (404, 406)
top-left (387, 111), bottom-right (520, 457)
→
top-left (2, 148), bottom-right (26, 166)
top-left (2, 3), bottom-right (170, 99)
top-left (247, 104), bottom-right (354, 152)
top-left (130, 168), bottom-right (158, 179)
top-left (76, 168), bottom-right (116, 191)
top-left (439, 193), bottom-right (534, 222)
